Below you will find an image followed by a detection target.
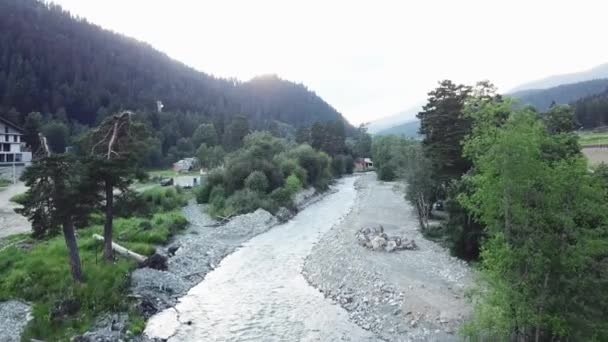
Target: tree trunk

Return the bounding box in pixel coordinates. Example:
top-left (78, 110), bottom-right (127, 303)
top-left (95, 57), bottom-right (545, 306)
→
top-left (62, 218), bottom-right (83, 282)
top-left (103, 180), bottom-right (114, 261)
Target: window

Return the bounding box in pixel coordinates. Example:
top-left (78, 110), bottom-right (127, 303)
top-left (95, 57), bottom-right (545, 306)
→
top-left (4, 135), bottom-right (7, 142)
top-left (2, 144), bottom-right (9, 152)
top-left (4, 126), bottom-right (8, 133)
top-left (15, 154), bottom-right (22, 162)
top-left (6, 154), bottom-right (13, 162)
top-left (0, 154), bottom-right (4, 163)
top-left (13, 135), bottom-right (17, 142)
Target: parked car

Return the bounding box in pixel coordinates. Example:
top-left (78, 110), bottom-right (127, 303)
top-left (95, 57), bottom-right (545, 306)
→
top-left (159, 177), bottom-right (174, 186)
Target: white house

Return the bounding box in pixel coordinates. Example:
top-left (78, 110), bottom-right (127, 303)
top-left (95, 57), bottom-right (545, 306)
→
top-left (0, 117), bottom-right (31, 166)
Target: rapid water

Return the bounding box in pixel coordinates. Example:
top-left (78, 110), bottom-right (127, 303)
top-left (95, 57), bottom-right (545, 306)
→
top-left (144, 176), bottom-right (376, 341)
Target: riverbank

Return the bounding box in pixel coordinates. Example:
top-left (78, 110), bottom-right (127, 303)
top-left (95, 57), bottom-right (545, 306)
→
top-left (302, 173), bottom-right (472, 341)
top-left (82, 184), bottom-right (326, 341)
top-left (144, 176), bottom-right (376, 341)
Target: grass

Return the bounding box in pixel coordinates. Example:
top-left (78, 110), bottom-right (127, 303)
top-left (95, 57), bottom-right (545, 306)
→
top-left (148, 168), bottom-right (199, 178)
top-left (578, 131), bottom-right (608, 146)
top-left (9, 192), bottom-right (28, 205)
top-left (0, 178), bottom-right (10, 188)
top-left (0, 196), bottom-right (188, 340)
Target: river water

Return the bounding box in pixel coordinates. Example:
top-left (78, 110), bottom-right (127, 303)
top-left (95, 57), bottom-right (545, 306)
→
top-left (144, 176), bottom-right (377, 341)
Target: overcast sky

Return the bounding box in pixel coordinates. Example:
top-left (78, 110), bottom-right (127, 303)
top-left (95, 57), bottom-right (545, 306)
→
top-left (51, 0), bottom-right (608, 124)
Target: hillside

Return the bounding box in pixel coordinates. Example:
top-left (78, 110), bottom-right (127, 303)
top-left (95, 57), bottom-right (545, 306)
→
top-left (365, 106), bottom-right (421, 134)
top-left (510, 79), bottom-right (608, 112)
top-left (0, 0), bottom-right (349, 130)
top-left (510, 63), bottom-right (608, 92)
top-left (572, 89), bottom-right (608, 128)
top-left (375, 120), bottom-right (420, 138)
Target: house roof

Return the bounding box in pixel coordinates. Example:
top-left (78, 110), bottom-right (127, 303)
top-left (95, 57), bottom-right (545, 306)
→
top-left (0, 116), bottom-right (23, 132)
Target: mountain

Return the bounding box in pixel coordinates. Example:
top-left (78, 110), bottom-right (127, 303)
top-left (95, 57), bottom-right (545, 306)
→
top-left (375, 120), bottom-right (420, 138)
top-left (510, 63), bottom-right (608, 92)
top-left (366, 105), bottom-right (421, 134)
top-left (0, 0), bottom-right (349, 131)
top-left (510, 79), bottom-right (608, 112)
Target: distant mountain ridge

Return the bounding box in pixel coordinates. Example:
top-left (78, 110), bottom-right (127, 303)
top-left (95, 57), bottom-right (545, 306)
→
top-left (510, 78), bottom-right (608, 112)
top-left (375, 120), bottom-right (420, 138)
top-left (365, 105), bottom-right (421, 134)
top-left (510, 63), bottom-right (608, 93)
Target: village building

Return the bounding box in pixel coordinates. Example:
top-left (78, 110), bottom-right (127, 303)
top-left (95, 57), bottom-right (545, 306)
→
top-left (173, 157), bottom-right (198, 172)
top-left (0, 117), bottom-right (32, 181)
top-left (354, 157), bottom-right (374, 172)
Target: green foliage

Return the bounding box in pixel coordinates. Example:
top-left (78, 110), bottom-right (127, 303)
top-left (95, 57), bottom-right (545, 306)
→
top-left (196, 144), bottom-right (225, 169)
top-left (224, 189), bottom-right (272, 215)
top-left (113, 187), bottom-right (186, 217)
top-left (331, 155), bottom-right (347, 176)
top-left (285, 174), bottom-right (303, 195)
top-left (9, 192), bottom-right (28, 205)
top-left (42, 121), bottom-right (69, 153)
top-left (269, 187), bottom-right (293, 209)
top-left (0, 200), bottom-right (187, 341)
top-left (192, 123), bottom-right (219, 147)
top-left (195, 183), bottom-right (213, 204)
top-left (245, 171), bottom-right (269, 193)
top-left (0, 178), bottom-right (10, 187)
top-left (276, 158), bottom-right (308, 186)
top-left (460, 106), bottom-right (608, 340)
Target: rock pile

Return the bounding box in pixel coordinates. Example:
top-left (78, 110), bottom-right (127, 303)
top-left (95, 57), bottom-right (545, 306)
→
top-left (356, 225), bottom-right (418, 252)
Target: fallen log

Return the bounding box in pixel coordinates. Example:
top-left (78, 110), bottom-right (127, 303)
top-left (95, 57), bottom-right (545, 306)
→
top-left (92, 234), bottom-right (146, 263)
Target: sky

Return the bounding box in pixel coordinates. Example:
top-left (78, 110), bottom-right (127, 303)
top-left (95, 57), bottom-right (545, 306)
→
top-left (51, 0), bottom-right (608, 125)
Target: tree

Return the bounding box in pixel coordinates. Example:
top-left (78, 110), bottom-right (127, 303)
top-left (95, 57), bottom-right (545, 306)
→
top-left (223, 115), bottom-right (249, 150)
top-left (42, 120), bottom-right (69, 153)
top-left (417, 80), bottom-right (472, 185)
top-left (352, 124), bottom-right (372, 158)
top-left (17, 144), bottom-right (96, 282)
top-left (196, 143), bottom-right (225, 169)
top-left (84, 111), bottom-right (147, 261)
top-left (192, 123), bottom-right (218, 147)
top-left (461, 108), bottom-right (608, 340)
top-left (310, 120), bottom-right (346, 156)
top-left (23, 112), bottom-right (43, 151)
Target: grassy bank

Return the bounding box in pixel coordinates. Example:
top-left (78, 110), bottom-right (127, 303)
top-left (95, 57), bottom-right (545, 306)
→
top-left (0, 186), bottom-right (188, 341)
top-left (578, 131), bottom-right (608, 146)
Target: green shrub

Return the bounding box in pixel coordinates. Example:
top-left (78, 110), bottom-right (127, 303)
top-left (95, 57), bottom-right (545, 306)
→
top-left (9, 192), bottom-right (28, 205)
top-left (331, 155), bottom-right (347, 176)
top-left (245, 171), bottom-right (269, 193)
top-left (344, 155), bottom-right (354, 174)
top-left (378, 164), bottom-right (397, 181)
top-left (285, 174), bottom-right (302, 195)
top-left (270, 187), bottom-right (293, 209)
top-left (0, 178), bottom-right (10, 187)
top-left (206, 168), bottom-right (225, 187)
top-left (277, 158), bottom-right (308, 185)
top-left (224, 189), bottom-right (278, 215)
top-left (195, 183), bottom-right (212, 204)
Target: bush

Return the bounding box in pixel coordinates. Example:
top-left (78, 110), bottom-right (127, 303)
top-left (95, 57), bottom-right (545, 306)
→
top-left (224, 189), bottom-right (272, 215)
top-left (277, 158), bottom-right (308, 185)
top-left (378, 164), bottom-right (397, 181)
top-left (9, 192), bottom-right (28, 205)
top-left (344, 155), bottom-right (354, 174)
top-left (195, 183), bottom-right (212, 204)
top-left (245, 171), bottom-right (269, 193)
top-left (285, 174), bottom-right (302, 195)
top-left (206, 168), bottom-right (225, 187)
top-left (270, 187), bottom-right (293, 209)
top-left (331, 155), bottom-right (347, 176)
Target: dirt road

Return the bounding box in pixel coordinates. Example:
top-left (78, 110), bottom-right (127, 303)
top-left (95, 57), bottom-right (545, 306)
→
top-left (0, 182), bottom-right (30, 239)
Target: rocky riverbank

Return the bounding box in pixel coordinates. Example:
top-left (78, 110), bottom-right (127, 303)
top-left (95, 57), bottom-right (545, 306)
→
top-left (302, 173), bottom-right (472, 341)
top-left (78, 186), bottom-right (325, 341)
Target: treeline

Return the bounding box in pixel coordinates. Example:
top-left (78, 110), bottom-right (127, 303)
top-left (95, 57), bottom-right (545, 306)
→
top-left (0, 0), bottom-right (352, 166)
top-left (512, 78), bottom-right (608, 112)
top-left (374, 80), bottom-right (608, 340)
top-left (196, 123), bottom-right (371, 218)
top-left (573, 88), bottom-right (608, 128)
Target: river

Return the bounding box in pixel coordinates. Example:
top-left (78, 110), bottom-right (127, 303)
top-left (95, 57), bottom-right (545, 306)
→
top-left (144, 176), bottom-right (377, 341)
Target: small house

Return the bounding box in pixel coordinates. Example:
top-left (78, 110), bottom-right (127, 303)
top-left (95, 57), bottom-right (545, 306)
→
top-left (173, 157), bottom-right (198, 172)
top-left (354, 157), bottom-right (374, 172)
top-left (0, 117), bottom-right (32, 181)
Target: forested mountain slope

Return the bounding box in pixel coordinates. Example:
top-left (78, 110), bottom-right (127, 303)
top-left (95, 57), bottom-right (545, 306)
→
top-left (510, 79), bottom-right (608, 112)
top-left (0, 0), bottom-right (348, 130)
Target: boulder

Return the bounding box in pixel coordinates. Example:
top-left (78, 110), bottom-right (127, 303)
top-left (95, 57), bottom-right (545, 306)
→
top-left (139, 253), bottom-right (168, 271)
top-left (275, 207), bottom-right (293, 223)
top-left (385, 240), bottom-right (397, 252)
top-left (370, 236), bottom-right (387, 250)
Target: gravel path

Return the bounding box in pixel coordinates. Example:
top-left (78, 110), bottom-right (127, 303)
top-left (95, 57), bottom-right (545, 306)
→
top-left (303, 173), bottom-right (472, 341)
top-left (0, 182), bottom-right (30, 239)
top-left (0, 300), bottom-right (31, 342)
